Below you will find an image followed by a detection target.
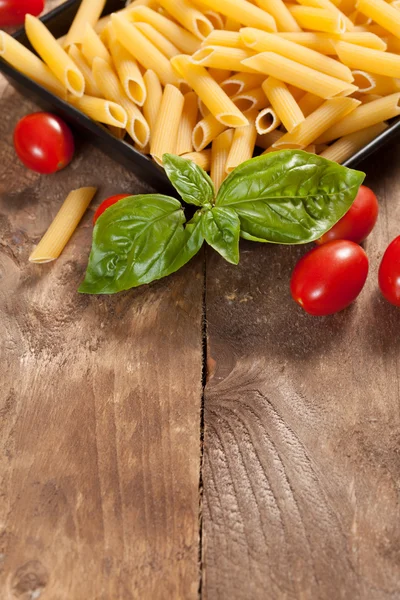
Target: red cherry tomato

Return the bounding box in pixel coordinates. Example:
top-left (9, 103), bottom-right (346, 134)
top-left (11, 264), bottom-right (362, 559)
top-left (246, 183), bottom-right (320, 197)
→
top-left (14, 112), bottom-right (74, 174)
top-left (291, 240), bottom-right (369, 316)
top-left (378, 236), bottom-right (400, 307)
top-left (316, 186), bottom-right (379, 246)
top-left (93, 194), bottom-right (130, 225)
top-left (0, 0), bottom-right (44, 26)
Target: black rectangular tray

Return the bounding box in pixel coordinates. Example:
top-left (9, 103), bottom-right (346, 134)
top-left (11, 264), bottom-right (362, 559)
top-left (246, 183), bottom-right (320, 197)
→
top-left (1, 0), bottom-right (399, 186)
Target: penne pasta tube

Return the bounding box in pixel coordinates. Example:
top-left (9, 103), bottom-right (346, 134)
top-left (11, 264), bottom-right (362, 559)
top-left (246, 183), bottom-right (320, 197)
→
top-left (151, 84), bottom-right (185, 164)
top-left (68, 44), bottom-right (102, 97)
top-left (288, 5), bottom-right (346, 33)
top-left (262, 77), bottom-right (305, 132)
top-left (64, 0), bottom-right (106, 47)
top-left (356, 0), bottom-right (400, 39)
top-left (29, 187), bottom-right (97, 263)
top-left (109, 40), bottom-right (147, 106)
top-left (204, 11), bottom-right (225, 30)
top-left (134, 22), bottom-right (180, 58)
top-left (201, 31), bottom-right (245, 48)
top-left (209, 68), bottom-right (232, 83)
top-left (387, 35), bottom-right (400, 53)
top-left (255, 107), bottom-right (281, 133)
top-left (297, 91), bottom-right (325, 116)
top-left (111, 14), bottom-right (180, 86)
top-left (181, 149), bottom-right (211, 170)
top-left (81, 24), bottom-right (111, 67)
top-left (143, 70), bottom-right (163, 132)
top-left (198, 97), bottom-right (211, 118)
top-left (240, 28), bottom-right (354, 82)
top-left (107, 125), bottom-right (126, 140)
top-left (25, 15), bottom-right (85, 97)
top-left (94, 14), bottom-right (110, 35)
top-left (92, 57), bottom-right (150, 147)
top-left (221, 72), bottom-right (266, 95)
top-left (334, 41), bottom-right (400, 78)
top-left (256, 129), bottom-right (284, 148)
top-left (241, 52), bottom-right (357, 98)
top-left (226, 110), bottom-right (258, 172)
top-left (211, 129), bottom-right (234, 190)
top-left (0, 31), bottom-right (65, 98)
top-left (70, 95), bottom-right (128, 128)
top-left (225, 17), bottom-right (242, 31)
top-left (273, 97), bottom-right (360, 148)
top-left (295, 0), bottom-right (354, 31)
top-left (176, 92), bottom-right (199, 154)
top-left (316, 93), bottom-right (400, 142)
top-left (255, 0), bottom-right (302, 32)
top-left (319, 122), bottom-right (388, 162)
top-left (158, 0), bottom-right (214, 39)
top-left (190, 0), bottom-right (277, 32)
top-left (191, 46), bottom-right (256, 72)
top-left (171, 54), bottom-right (249, 127)
top-left (232, 87), bottom-right (268, 112)
top-left (126, 6), bottom-right (200, 54)
top-left (193, 113), bottom-right (227, 150)
top-left (277, 31), bottom-right (387, 53)
top-left (352, 70), bottom-right (400, 95)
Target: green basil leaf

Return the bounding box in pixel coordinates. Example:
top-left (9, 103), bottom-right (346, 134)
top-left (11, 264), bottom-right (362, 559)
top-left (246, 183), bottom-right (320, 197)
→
top-left (163, 153), bottom-right (215, 207)
top-left (202, 207), bottom-right (240, 265)
top-left (215, 150), bottom-right (365, 244)
top-left (79, 195), bottom-right (203, 294)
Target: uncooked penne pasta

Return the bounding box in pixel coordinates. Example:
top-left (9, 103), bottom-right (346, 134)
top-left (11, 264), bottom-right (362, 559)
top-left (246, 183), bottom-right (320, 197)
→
top-left (316, 93), bottom-right (400, 142)
top-left (64, 0), bottom-right (106, 47)
top-left (277, 31), bottom-right (387, 53)
top-left (273, 97), bottom-right (360, 148)
top-left (29, 187), bottom-right (97, 263)
top-left (295, 0), bottom-right (354, 31)
top-left (221, 72), bottom-right (266, 96)
top-left (134, 22), bottom-right (180, 59)
top-left (81, 24), bottom-right (111, 67)
top-left (201, 31), bottom-right (245, 48)
top-left (204, 11), bottom-right (225, 30)
top-left (143, 70), bottom-right (163, 132)
top-left (112, 14), bottom-right (180, 86)
top-left (151, 84), bottom-right (185, 164)
top-left (297, 91), bottom-right (325, 116)
top-left (70, 96), bottom-right (128, 128)
top-left (181, 149), bottom-right (211, 170)
top-left (171, 54), bottom-right (249, 127)
top-left (191, 46), bottom-right (256, 72)
top-left (211, 129), bottom-right (234, 190)
top-left (255, 107), bottom-right (281, 133)
top-left (319, 122), bottom-right (388, 162)
top-left (255, 0), bottom-right (301, 32)
top-left (192, 113), bottom-right (227, 151)
top-left (192, 0), bottom-right (277, 32)
top-left (263, 77), bottom-right (305, 132)
top-left (109, 40), bottom-right (147, 106)
top-left (356, 0), bottom-right (400, 40)
top-left (225, 17), bottom-right (242, 31)
top-left (288, 5), bottom-right (346, 33)
top-left (334, 41), bottom-right (400, 78)
top-left (25, 15), bottom-right (85, 97)
top-left (209, 68), bottom-right (232, 83)
top-left (256, 129), bottom-right (284, 148)
top-left (352, 70), bottom-right (400, 95)
top-left (0, 31), bottom-right (65, 97)
top-left (226, 110), bottom-right (258, 172)
top-left (232, 87), bottom-right (268, 112)
top-left (158, 0), bottom-right (214, 40)
top-left (176, 91), bottom-right (199, 154)
top-left (68, 44), bottom-right (102, 97)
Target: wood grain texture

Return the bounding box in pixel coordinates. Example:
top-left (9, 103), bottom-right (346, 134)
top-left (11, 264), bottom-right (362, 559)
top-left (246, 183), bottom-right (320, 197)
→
top-left (202, 145), bottom-right (400, 599)
top-left (0, 12), bottom-right (203, 598)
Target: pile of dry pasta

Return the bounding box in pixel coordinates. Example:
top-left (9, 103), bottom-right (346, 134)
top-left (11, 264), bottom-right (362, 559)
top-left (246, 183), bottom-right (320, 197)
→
top-left (1, 0), bottom-right (400, 190)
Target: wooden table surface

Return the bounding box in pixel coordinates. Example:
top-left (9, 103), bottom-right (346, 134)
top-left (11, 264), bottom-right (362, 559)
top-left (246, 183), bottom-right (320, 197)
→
top-left (1, 3), bottom-right (400, 599)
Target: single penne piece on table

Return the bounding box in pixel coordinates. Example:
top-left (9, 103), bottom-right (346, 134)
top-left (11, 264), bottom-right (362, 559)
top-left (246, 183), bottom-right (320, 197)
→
top-left (273, 97), bottom-right (360, 148)
top-left (157, 0), bottom-right (214, 39)
top-left (29, 187), bottom-right (97, 263)
top-left (226, 110), bottom-right (258, 172)
top-left (69, 95), bottom-right (128, 128)
top-left (81, 24), bottom-right (111, 67)
top-left (319, 122), bottom-right (388, 162)
top-left (232, 87), bottom-right (268, 112)
top-left (68, 44), bottom-right (102, 97)
top-left (220, 72), bottom-right (266, 95)
top-left (211, 129), bottom-right (234, 190)
top-left (176, 92), bottom-right (199, 155)
top-left (352, 70), bottom-right (400, 95)
top-left (25, 14), bottom-right (85, 97)
top-left (134, 22), bottom-right (180, 59)
top-left (181, 150), bottom-right (211, 170)
top-left (334, 41), bottom-right (400, 78)
top-left (255, 0), bottom-right (301, 32)
top-left (262, 77), bottom-right (305, 132)
top-left (356, 0), bottom-right (400, 39)
top-left (63, 0), bottom-right (106, 47)
top-left (191, 0), bottom-right (277, 32)
top-left (192, 114), bottom-right (227, 151)
top-left (255, 107), bottom-right (281, 134)
top-left (0, 31), bottom-right (65, 97)
top-left (191, 46), bottom-right (256, 72)
top-left (109, 40), bottom-right (147, 106)
top-left (171, 54), bottom-right (249, 127)
top-left (150, 84), bottom-right (185, 165)
top-left (288, 5), bottom-right (346, 33)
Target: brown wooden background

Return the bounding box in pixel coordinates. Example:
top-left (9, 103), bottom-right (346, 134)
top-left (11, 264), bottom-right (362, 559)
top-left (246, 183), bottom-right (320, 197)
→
top-left (1, 2), bottom-right (400, 599)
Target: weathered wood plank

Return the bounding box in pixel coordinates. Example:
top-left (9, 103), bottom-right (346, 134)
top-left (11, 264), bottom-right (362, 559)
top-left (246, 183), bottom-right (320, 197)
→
top-left (202, 145), bottom-right (400, 599)
top-left (0, 66), bottom-right (203, 600)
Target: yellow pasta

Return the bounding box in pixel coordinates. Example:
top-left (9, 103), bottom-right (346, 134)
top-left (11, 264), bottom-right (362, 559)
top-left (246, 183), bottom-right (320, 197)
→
top-left (204, 11), bottom-right (225, 30)
top-left (127, 6), bottom-right (200, 54)
top-left (255, 107), bottom-right (281, 133)
top-left (352, 70), bottom-right (400, 95)
top-left (92, 57), bottom-right (150, 147)
top-left (143, 70), bottom-right (163, 132)
top-left (192, 114), bottom-right (227, 150)
top-left (232, 87), bottom-right (268, 111)
top-left (288, 5), bottom-right (346, 33)
top-left (150, 84), bottom-right (185, 164)
top-left (316, 93), bottom-right (400, 142)
top-left (242, 52), bottom-right (357, 98)
top-left (334, 41), bottom-right (400, 78)
top-left (134, 22), bottom-right (180, 59)
top-left (25, 14), bottom-right (85, 97)
top-left (64, 0), bottom-right (106, 47)
top-left (181, 150), bottom-right (211, 169)
top-left (277, 31), bottom-right (387, 53)
top-left (29, 188), bottom-right (97, 263)
top-left (68, 44), bottom-right (102, 97)
top-left (225, 17), bottom-right (242, 31)
top-left (240, 29), bottom-right (354, 82)
top-left (198, 97), bottom-right (211, 118)
top-left (226, 110), bottom-right (258, 172)
top-left (171, 54), bottom-right (249, 127)
top-left (109, 40), bottom-right (147, 106)
top-left (295, 0), bottom-right (354, 31)
top-left (191, 46), bottom-right (256, 72)
top-left (255, 0), bottom-right (302, 31)
top-left (220, 72), bottom-right (266, 95)
top-left (319, 122), bottom-right (388, 162)
top-left (81, 24), bottom-right (111, 67)
top-left (111, 13), bottom-right (180, 86)
top-left (176, 91), bottom-right (199, 154)
top-left (201, 30), bottom-right (245, 48)
top-left (262, 77), bottom-right (305, 132)
top-left (209, 68), bottom-right (232, 83)
top-left (211, 129), bottom-right (234, 190)
top-left (158, 0), bottom-right (214, 39)
top-left (70, 96), bottom-right (128, 128)
top-left (256, 129), bottom-right (284, 148)
top-left (273, 97), bottom-right (359, 148)
top-left (356, 0), bottom-right (400, 39)
top-left (190, 0), bottom-right (277, 32)
top-left (0, 31), bottom-right (65, 98)
top-left (297, 91), bottom-right (325, 115)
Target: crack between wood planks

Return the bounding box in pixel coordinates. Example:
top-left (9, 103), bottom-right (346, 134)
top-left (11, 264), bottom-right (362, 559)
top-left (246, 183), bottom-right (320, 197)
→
top-left (198, 248), bottom-right (207, 599)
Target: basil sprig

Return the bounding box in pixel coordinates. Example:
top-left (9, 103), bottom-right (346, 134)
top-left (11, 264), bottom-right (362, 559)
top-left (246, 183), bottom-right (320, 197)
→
top-left (79, 150), bottom-right (365, 295)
